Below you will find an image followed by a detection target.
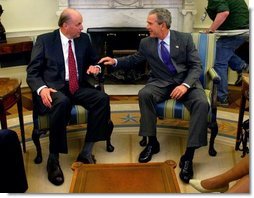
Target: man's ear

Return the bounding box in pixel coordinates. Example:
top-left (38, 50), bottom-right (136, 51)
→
top-left (162, 22), bottom-right (167, 30)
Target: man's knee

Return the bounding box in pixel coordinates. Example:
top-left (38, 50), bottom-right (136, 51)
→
top-left (198, 98), bottom-right (210, 112)
top-left (96, 92), bottom-right (110, 109)
top-left (54, 94), bottom-right (72, 110)
top-left (100, 92), bottom-right (110, 104)
top-left (138, 88), bottom-right (152, 100)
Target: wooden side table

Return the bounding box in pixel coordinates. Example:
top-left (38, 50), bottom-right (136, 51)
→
top-left (235, 73), bottom-right (249, 153)
top-left (70, 160), bottom-right (180, 193)
top-left (0, 78), bottom-right (26, 152)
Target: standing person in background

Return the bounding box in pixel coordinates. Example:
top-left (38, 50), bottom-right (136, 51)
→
top-left (99, 8), bottom-right (209, 184)
top-left (27, 8), bottom-right (111, 186)
top-left (0, 129), bottom-right (28, 193)
top-left (205, 0), bottom-right (249, 107)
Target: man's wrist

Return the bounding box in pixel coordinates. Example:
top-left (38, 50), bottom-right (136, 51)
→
top-left (37, 85), bottom-right (47, 95)
top-left (113, 58), bottom-right (118, 67)
top-left (95, 65), bottom-right (101, 73)
top-left (182, 83), bottom-right (190, 89)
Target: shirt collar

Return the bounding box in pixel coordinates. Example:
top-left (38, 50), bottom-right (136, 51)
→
top-left (59, 29), bottom-right (72, 45)
top-left (159, 30), bottom-right (170, 46)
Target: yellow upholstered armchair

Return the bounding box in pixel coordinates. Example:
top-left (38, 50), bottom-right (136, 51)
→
top-left (140, 33), bottom-right (220, 156)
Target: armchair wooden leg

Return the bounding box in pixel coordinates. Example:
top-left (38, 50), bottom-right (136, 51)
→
top-left (106, 120), bottom-right (114, 152)
top-left (139, 136), bottom-right (147, 147)
top-left (208, 122), bottom-right (218, 157)
top-left (32, 128), bottom-right (47, 164)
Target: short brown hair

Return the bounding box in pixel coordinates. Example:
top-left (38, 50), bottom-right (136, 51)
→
top-left (149, 8), bottom-right (172, 28)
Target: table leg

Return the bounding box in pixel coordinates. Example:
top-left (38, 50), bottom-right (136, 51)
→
top-left (17, 93), bottom-right (26, 153)
top-left (0, 109), bottom-right (8, 129)
top-left (235, 94), bottom-right (246, 151)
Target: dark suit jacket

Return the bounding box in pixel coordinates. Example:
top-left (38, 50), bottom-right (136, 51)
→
top-left (26, 29), bottom-right (98, 93)
top-left (116, 30), bottom-right (203, 89)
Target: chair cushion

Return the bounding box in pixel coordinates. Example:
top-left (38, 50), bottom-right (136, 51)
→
top-left (37, 105), bottom-right (88, 130)
top-left (156, 89), bottom-right (211, 122)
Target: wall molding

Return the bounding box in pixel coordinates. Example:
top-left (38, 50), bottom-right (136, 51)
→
top-left (65, 0), bottom-right (183, 9)
top-left (6, 27), bottom-right (55, 39)
top-left (56, 0), bottom-right (198, 32)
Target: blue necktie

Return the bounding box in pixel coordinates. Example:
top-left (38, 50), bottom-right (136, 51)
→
top-left (160, 41), bottom-right (176, 74)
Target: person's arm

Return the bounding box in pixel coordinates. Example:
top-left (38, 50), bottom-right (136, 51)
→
top-left (26, 36), bottom-right (48, 92)
top-left (170, 33), bottom-right (201, 100)
top-left (26, 36), bottom-right (57, 108)
top-left (182, 33), bottom-right (202, 87)
top-left (98, 57), bottom-right (116, 66)
top-left (207, 11), bottom-right (229, 33)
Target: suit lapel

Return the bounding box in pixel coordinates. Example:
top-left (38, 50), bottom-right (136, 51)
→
top-left (73, 39), bottom-right (82, 80)
top-left (152, 38), bottom-right (161, 60)
top-left (52, 30), bottom-right (65, 81)
top-left (170, 30), bottom-right (180, 59)
top-left (54, 31), bottom-right (65, 68)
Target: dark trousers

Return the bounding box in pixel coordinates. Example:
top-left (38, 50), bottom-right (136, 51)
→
top-left (0, 129), bottom-right (28, 193)
top-left (138, 84), bottom-right (209, 148)
top-left (35, 85), bottom-right (111, 154)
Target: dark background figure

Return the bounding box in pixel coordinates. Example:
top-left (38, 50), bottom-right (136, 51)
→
top-left (0, 129), bottom-right (28, 193)
top-left (0, 4), bottom-right (7, 43)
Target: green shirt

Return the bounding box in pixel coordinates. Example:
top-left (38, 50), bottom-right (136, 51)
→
top-left (206, 0), bottom-right (249, 30)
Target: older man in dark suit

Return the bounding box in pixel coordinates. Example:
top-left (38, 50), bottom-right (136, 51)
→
top-left (99, 8), bottom-right (209, 183)
top-left (27, 8), bottom-right (111, 186)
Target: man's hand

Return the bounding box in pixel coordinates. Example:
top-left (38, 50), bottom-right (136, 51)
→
top-left (205, 29), bottom-right (214, 34)
top-left (170, 84), bottom-right (188, 100)
top-left (86, 65), bottom-right (101, 75)
top-left (98, 57), bottom-right (115, 66)
top-left (39, 87), bottom-right (57, 108)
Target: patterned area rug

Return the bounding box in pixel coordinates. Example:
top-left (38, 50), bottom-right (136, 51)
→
top-left (7, 106), bottom-right (247, 143)
top-left (5, 105), bottom-right (249, 193)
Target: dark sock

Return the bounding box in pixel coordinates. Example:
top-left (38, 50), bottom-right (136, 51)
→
top-left (148, 136), bottom-right (158, 145)
top-left (80, 142), bottom-right (94, 157)
top-left (48, 153), bottom-right (59, 161)
top-left (183, 147), bottom-right (196, 161)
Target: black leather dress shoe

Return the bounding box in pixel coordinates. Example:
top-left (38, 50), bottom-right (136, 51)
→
top-left (138, 142), bottom-right (160, 163)
top-left (47, 158), bottom-right (64, 186)
top-left (179, 156), bottom-right (193, 183)
top-left (76, 154), bottom-right (96, 164)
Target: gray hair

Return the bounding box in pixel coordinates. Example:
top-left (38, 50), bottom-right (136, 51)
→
top-left (149, 8), bottom-right (172, 28)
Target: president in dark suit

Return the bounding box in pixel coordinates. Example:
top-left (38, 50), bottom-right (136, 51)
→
top-left (99, 8), bottom-right (209, 183)
top-left (27, 8), bottom-right (111, 186)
